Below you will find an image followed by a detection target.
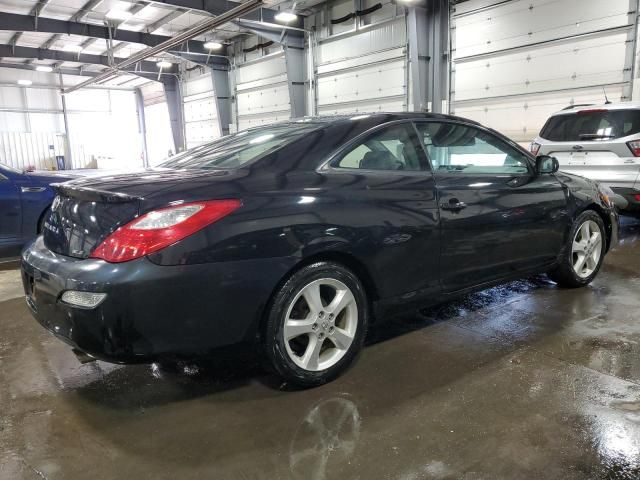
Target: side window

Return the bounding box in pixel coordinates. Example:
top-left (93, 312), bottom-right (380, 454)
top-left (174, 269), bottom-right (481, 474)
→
top-left (336, 124), bottom-right (424, 171)
top-left (415, 122), bottom-right (531, 175)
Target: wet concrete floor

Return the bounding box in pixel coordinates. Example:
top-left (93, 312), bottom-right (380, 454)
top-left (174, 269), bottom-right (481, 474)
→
top-left (1, 220), bottom-right (640, 479)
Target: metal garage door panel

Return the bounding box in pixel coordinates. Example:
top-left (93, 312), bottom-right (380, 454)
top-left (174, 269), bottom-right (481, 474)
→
top-left (318, 97), bottom-right (405, 115)
top-left (318, 18), bottom-right (406, 64)
top-left (317, 59), bottom-right (406, 107)
top-left (237, 112), bottom-right (290, 131)
top-left (455, 32), bottom-right (628, 101)
top-left (184, 96), bottom-right (218, 123)
top-left (185, 120), bottom-right (219, 148)
top-left (237, 83), bottom-right (290, 118)
top-left (183, 71), bottom-right (214, 97)
top-left (455, 0), bottom-right (630, 59)
top-left (237, 55), bottom-right (287, 85)
top-left (454, 85), bottom-right (625, 142)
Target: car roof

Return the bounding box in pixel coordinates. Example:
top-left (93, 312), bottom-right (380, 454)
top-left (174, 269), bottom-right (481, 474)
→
top-left (550, 101), bottom-right (640, 116)
top-left (246, 112), bottom-right (481, 130)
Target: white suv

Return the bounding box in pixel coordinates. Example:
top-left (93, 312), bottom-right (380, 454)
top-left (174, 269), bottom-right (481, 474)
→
top-left (531, 103), bottom-right (640, 213)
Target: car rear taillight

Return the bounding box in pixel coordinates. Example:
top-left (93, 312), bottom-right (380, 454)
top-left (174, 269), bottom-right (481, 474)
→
top-left (529, 142), bottom-right (541, 156)
top-left (635, 194), bottom-right (640, 202)
top-left (627, 140), bottom-right (640, 157)
top-left (90, 199), bottom-right (241, 263)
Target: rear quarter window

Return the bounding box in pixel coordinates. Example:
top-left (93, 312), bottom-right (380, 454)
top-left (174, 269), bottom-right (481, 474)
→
top-left (540, 109), bottom-right (640, 141)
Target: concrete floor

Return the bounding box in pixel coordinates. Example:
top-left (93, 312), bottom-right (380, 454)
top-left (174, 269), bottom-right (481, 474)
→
top-left (1, 221), bottom-right (640, 480)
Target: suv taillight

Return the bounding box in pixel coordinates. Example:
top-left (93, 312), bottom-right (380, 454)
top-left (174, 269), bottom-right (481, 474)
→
top-left (529, 142), bottom-right (541, 156)
top-left (90, 199), bottom-right (241, 263)
top-left (627, 140), bottom-right (640, 157)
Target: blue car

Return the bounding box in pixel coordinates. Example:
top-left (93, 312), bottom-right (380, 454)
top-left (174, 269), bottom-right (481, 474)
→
top-left (0, 162), bottom-right (78, 257)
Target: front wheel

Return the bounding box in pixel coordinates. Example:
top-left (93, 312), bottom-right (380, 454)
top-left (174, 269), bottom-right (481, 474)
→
top-left (548, 210), bottom-right (606, 288)
top-left (264, 262), bottom-right (369, 388)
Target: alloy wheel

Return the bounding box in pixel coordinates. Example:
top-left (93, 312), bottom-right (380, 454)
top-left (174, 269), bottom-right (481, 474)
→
top-left (571, 219), bottom-right (603, 279)
top-left (283, 278), bottom-right (358, 372)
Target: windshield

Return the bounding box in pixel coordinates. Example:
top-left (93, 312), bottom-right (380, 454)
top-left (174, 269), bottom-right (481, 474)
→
top-left (540, 109), bottom-right (640, 141)
top-left (160, 123), bottom-right (321, 170)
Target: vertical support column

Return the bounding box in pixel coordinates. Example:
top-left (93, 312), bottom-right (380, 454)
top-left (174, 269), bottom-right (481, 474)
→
top-left (284, 44), bottom-right (307, 119)
top-left (135, 88), bottom-right (149, 167)
top-left (58, 72), bottom-right (73, 169)
top-left (627, 0), bottom-right (639, 101)
top-left (162, 75), bottom-right (186, 153)
top-left (211, 67), bottom-right (233, 136)
top-left (406, 0), bottom-right (450, 113)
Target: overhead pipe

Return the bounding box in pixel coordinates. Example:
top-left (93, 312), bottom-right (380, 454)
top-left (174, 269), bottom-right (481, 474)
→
top-left (63, 0), bottom-right (263, 94)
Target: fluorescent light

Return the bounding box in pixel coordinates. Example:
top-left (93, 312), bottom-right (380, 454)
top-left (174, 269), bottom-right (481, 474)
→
top-left (35, 65), bottom-right (53, 73)
top-left (204, 41), bottom-right (223, 50)
top-left (17, 79), bottom-right (33, 86)
top-left (157, 60), bottom-right (173, 69)
top-left (105, 8), bottom-right (133, 21)
top-left (63, 44), bottom-right (83, 52)
top-left (274, 11), bottom-right (298, 23)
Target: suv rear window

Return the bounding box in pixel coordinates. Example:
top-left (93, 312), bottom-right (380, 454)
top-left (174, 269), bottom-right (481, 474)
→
top-left (540, 109), bottom-right (640, 141)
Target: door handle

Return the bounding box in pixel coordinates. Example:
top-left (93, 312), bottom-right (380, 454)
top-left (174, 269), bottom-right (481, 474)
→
top-left (441, 199), bottom-right (467, 211)
top-left (21, 186), bottom-right (46, 193)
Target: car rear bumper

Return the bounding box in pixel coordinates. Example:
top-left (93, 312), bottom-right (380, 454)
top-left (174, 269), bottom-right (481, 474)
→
top-left (21, 236), bottom-right (295, 363)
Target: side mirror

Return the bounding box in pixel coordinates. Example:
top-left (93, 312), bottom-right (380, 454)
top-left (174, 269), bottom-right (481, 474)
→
top-left (536, 155), bottom-right (559, 174)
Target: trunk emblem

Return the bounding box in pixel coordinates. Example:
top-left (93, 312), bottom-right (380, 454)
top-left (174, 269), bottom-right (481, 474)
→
top-left (572, 145), bottom-right (584, 151)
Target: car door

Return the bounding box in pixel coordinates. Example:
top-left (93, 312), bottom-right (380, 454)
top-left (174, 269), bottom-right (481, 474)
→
top-left (0, 165), bottom-right (23, 250)
top-left (414, 120), bottom-right (568, 293)
top-left (326, 121), bottom-right (440, 305)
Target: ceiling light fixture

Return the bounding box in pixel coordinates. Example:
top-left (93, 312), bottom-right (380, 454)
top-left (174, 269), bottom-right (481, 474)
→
top-left (204, 41), bottom-right (224, 50)
top-left (274, 11), bottom-right (298, 23)
top-left (17, 79), bottom-right (33, 86)
top-left (157, 60), bottom-right (173, 69)
top-left (35, 65), bottom-right (54, 73)
top-left (106, 8), bottom-right (133, 21)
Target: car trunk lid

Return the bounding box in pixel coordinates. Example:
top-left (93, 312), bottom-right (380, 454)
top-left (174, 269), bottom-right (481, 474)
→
top-left (43, 184), bottom-right (141, 259)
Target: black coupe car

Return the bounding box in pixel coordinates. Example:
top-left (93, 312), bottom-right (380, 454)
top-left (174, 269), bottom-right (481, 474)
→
top-left (21, 113), bottom-right (618, 386)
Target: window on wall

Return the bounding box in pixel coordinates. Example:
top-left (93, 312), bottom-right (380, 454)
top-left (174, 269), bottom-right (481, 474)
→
top-left (336, 124), bottom-right (424, 171)
top-left (330, 0), bottom-right (355, 35)
top-left (414, 122), bottom-right (530, 175)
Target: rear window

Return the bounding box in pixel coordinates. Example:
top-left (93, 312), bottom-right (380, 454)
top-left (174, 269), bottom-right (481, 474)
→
top-left (159, 123), bottom-right (320, 170)
top-left (540, 109), bottom-right (640, 141)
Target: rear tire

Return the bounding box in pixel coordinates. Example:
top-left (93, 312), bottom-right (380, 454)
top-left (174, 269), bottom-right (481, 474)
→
top-left (548, 210), bottom-right (606, 288)
top-left (264, 261), bottom-right (368, 388)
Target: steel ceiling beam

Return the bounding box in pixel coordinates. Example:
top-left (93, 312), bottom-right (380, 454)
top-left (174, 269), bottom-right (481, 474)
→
top-left (147, 0), bottom-right (300, 25)
top-left (0, 61), bottom-right (161, 81)
top-left (0, 12), bottom-right (210, 55)
top-left (0, 44), bottom-right (169, 73)
top-left (64, 0), bottom-right (263, 93)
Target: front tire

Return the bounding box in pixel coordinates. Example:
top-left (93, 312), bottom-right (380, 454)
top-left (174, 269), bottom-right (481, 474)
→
top-left (548, 210), bottom-right (606, 288)
top-left (264, 261), bottom-right (369, 388)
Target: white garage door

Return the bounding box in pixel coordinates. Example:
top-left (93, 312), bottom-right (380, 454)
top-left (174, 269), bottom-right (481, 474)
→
top-left (235, 53), bottom-right (291, 130)
top-left (182, 69), bottom-right (220, 149)
top-left (316, 18), bottom-right (408, 115)
top-left (451, 0), bottom-right (635, 142)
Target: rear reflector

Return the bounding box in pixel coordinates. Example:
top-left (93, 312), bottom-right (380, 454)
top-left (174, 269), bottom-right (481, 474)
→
top-left (627, 140), bottom-right (640, 157)
top-left (61, 291), bottom-right (107, 309)
top-left (90, 199), bottom-right (241, 263)
top-left (634, 194), bottom-right (640, 202)
top-left (529, 142), bottom-right (541, 156)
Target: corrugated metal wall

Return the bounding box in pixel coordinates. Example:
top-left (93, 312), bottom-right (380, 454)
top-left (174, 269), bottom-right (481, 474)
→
top-left (451, 0), bottom-right (636, 142)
